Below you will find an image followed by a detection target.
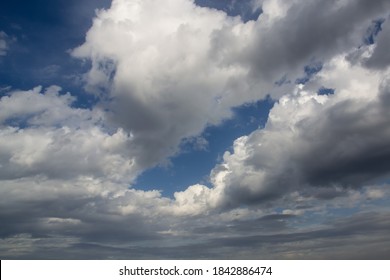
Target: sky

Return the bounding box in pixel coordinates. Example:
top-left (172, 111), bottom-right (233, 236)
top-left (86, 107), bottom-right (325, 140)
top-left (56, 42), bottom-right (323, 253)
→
top-left (1, 0), bottom-right (390, 259)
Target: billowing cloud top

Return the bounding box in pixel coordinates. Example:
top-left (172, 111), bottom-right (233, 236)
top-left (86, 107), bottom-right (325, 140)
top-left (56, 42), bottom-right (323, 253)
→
top-left (1, 0), bottom-right (390, 259)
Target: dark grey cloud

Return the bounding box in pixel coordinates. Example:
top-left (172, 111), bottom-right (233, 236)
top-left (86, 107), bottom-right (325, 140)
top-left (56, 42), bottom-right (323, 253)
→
top-left (0, 190), bottom-right (163, 246)
top-left (193, 214), bottom-right (295, 236)
top-left (364, 18), bottom-right (390, 69)
top-left (2, 211), bottom-right (390, 259)
top-left (246, 0), bottom-right (390, 82)
top-left (296, 98), bottom-right (390, 187)
top-left (208, 54), bottom-right (390, 208)
top-left (72, 0), bottom-right (390, 175)
top-left (188, 211), bottom-right (390, 259)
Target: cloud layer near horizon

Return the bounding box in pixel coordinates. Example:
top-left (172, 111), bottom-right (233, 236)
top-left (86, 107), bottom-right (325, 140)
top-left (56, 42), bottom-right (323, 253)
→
top-left (1, 0), bottom-right (390, 259)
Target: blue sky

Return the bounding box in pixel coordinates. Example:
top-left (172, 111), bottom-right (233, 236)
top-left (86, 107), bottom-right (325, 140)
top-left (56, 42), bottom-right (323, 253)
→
top-left (1, 0), bottom-right (390, 259)
top-left (136, 98), bottom-right (274, 196)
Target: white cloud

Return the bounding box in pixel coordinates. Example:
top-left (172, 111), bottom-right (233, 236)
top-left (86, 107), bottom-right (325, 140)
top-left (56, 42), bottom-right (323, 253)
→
top-left (365, 188), bottom-right (387, 200)
top-left (205, 54), bottom-right (390, 209)
top-left (0, 86), bottom-right (92, 127)
top-left (0, 86), bottom-right (138, 182)
top-left (3, 57), bottom-right (388, 257)
top-left (72, 0), bottom-right (390, 174)
top-left (2, 0), bottom-right (390, 259)
top-left (246, 0), bottom-right (390, 86)
top-left (72, 0), bottom-right (257, 172)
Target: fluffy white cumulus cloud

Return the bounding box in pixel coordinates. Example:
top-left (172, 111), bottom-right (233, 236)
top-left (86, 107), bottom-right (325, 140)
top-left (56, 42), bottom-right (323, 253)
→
top-left (0, 86), bottom-right (138, 182)
top-left (206, 54), bottom-right (390, 209)
top-left (0, 85), bottom-right (212, 254)
top-left (2, 0), bottom-right (390, 259)
top-left (72, 0), bottom-right (390, 173)
top-left (72, 0), bottom-right (257, 171)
